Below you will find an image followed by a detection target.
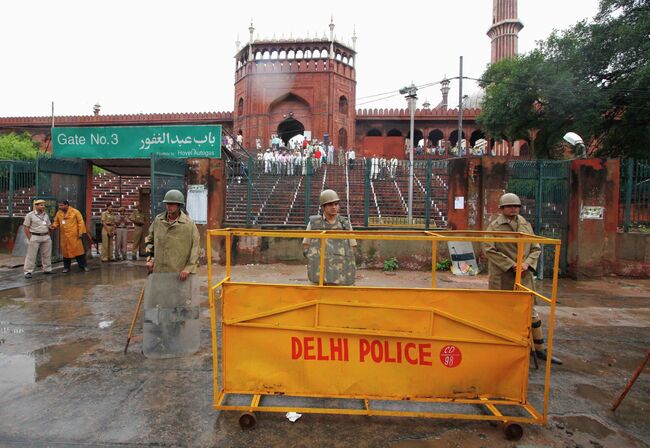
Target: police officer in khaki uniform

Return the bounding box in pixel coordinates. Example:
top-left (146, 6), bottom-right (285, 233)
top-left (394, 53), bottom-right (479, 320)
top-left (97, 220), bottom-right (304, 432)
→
top-left (302, 189), bottom-right (356, 285)
top-left (23, 199), bottom-right (52, 278)
top-left (145, 189), bottom-right (199, 281)
top-left (114, 206), bottom-right (128, 261)
top-left (128, 203), bottom-right (147, 260)
top-left (101, 204), bottom-right (116, 262)
top-left (482, 193), bottom-right (562, 365)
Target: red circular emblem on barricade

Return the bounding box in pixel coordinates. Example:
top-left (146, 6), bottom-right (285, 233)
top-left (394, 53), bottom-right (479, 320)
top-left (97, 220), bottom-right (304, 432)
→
top-left (440, 345), bottom-right (462, 368)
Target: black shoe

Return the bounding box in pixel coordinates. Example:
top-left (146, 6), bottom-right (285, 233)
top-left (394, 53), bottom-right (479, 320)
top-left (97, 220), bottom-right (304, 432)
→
top-left (24, 272), bottom-right (32, 279)
top-left (535, 349), bottom-right (562, 365)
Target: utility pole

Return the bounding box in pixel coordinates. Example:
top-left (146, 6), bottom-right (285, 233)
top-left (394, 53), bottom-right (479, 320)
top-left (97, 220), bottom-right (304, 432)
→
top-left (458, 56), bottom-right (466, 160)
top-left (399, 83), bottom-right (418, 224)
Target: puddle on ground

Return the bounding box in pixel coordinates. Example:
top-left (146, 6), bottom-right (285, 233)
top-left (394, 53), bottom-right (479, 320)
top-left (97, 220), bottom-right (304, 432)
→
top-left (0, 339), bottom-right (98, 394)
top-left (559, 415), bottom-right (615, 439)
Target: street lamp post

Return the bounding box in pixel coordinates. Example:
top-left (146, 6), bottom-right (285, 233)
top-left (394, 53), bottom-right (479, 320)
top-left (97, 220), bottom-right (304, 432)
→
top-left (400, 83), bottom-right (418, 224)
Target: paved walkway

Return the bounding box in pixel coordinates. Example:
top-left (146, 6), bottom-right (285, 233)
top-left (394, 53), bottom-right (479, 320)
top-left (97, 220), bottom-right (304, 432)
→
top-left (0, 259), bottom-right (648, 447)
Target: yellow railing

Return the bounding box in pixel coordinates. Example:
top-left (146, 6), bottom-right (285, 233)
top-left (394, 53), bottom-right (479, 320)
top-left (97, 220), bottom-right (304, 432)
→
top-left (206, 229), bottom-right (561, 438)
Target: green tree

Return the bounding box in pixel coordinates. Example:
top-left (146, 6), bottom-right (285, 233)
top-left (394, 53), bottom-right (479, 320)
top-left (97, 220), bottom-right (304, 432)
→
top-left (478, 0), bottom-right (650, 158)
top-left (0, 132), bottom-right (41, 160)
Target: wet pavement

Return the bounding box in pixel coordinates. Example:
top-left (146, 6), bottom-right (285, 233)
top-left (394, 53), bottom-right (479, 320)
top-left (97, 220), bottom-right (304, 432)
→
top-left (0, 259), bottom-right (648, 447)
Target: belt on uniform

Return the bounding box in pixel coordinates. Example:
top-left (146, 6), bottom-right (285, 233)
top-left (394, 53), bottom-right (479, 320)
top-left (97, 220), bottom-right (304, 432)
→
top-left (31, 232), bottom-right (48, 236)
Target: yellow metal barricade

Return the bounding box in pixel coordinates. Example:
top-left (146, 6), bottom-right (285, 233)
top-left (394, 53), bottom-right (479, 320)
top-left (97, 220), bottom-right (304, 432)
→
top-left (207, 229), bottom-right (561, 439)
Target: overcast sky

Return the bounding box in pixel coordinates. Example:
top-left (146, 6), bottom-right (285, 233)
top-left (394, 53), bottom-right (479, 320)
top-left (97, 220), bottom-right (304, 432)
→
top-left (0, 0), bottom-right (601, 117)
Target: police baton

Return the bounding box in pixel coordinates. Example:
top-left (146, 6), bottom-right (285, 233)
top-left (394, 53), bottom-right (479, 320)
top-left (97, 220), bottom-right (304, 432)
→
top-left (123, 273), bottom-right (149, 354)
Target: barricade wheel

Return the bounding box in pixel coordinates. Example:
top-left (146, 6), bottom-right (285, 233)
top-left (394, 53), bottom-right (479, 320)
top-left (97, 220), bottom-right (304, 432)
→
top-left (503, 422), bottom-right (523, 440)
top-left (239, 412), bottom-right (256, 429)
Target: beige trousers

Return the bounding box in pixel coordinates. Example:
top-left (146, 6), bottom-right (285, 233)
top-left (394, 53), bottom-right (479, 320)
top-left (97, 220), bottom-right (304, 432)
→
top-left (115, 228), bottom-right (128, 260)
top-left (24, 234), bottom-right (52, 273)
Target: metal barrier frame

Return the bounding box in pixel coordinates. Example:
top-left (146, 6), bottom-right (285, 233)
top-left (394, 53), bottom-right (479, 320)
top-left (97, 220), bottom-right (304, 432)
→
top-left (207, 229), bottom-right (561, 435)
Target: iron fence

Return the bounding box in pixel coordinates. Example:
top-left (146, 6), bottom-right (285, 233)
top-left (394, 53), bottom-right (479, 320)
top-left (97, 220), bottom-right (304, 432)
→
top-left (507, 160), bottom-right (570, 277)
top-left (0, 160), bottom-right (37, 217)
top-left (620, 159), bottom-right (650, 231)
top-left (225, 156), bottom-right (450, 228)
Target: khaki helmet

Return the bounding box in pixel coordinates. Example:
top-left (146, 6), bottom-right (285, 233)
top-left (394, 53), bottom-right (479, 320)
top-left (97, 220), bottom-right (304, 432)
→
top-left (163, 189), bottom-right (185, 205)
top-left (498, 193), bottom-right (522, 207)
top-left (319, 189), bottom-right (340, 206)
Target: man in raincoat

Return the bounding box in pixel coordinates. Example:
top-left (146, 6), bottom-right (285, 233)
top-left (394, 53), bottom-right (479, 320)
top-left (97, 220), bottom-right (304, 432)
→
top-left (50, 200), bottom-right (89, 273)
top-left (482, 193), bottom-right (561, 365)
top-left (144, 189), bottom-right (199, 281)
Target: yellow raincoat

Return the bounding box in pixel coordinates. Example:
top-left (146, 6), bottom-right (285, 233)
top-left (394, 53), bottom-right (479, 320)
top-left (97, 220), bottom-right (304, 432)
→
top-left (52, 206), bottom-right (86, 258)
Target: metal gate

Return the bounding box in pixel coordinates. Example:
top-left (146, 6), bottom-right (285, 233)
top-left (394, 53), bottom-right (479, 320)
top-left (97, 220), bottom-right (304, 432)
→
top-left (507, 160), bottom-right (570, 277)
top-left (0, 161), bottom-right (37, 217)
top-left (150, 154), bottom-right (186, 217)
top-left (35, 156), bottom-right (88, 262)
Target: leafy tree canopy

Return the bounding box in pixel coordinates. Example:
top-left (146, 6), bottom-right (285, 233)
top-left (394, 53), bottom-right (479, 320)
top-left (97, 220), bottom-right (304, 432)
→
top-left (0, 132), bottom-right (41, 160)
top-left (478, 0), bottom-right (650, 158)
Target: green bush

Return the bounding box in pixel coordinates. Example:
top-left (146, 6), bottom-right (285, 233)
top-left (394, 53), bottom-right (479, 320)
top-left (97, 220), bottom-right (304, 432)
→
top-left (436, 258), bottom-right (452, 271)
top-left (0, 132), bottom-right (40, 160)
top-left (383, 257), bottom-right (399, 272)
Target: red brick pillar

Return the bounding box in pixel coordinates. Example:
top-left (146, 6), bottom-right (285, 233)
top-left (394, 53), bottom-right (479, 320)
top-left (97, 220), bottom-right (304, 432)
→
top-left (567, 159), bottom-right (620, 278)
top-left (481, 156), bottom-right (509, 228)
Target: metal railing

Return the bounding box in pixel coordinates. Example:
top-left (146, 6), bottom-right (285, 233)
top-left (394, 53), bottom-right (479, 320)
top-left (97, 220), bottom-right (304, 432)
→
top-left (0, 160), bottom-right (37, 217)
top-left (225, 156), bottom-right (450, 228)
top-left (620, 159), bottom-right (650, 232)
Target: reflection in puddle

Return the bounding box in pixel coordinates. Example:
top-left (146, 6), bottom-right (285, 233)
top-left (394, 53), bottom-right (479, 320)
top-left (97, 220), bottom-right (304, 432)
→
top-left (0, 339), bottom-right (98, 394)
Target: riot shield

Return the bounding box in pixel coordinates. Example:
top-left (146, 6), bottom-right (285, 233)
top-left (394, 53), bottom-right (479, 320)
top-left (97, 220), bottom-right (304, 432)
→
top-left (143, 273), bottom-right (200, 358)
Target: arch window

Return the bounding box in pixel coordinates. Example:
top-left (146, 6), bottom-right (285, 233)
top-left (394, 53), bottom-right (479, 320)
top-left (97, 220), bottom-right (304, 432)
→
top-left (271, 50), bottom-right (278, 59)
top-left (262, 50), bottom-right (270, 59)
top-left (238, 97), bottom-right (244, 116)
top-left (255, 51), bottom-right (262, 60)
top-left (338, 128), bottom-right (348, 149)
top-left (339, 96), bottom-right (349, 115)
top-left (313, 49), bottom-right (321, 58)
top-left (387, 129), bottom-right (403, 137)
top-left (305, 49), bottom-right (312, 59)
top-left (366, 128), bottom-right (382, 137)
top-left (287, 50), bottom-right (295, 59)
top-left (335, 53), bottom-right (342, 61)
top-left (296, 49), bottom-right (304, 59)
top-left (279, 50), bottom-right (286, 59)
top-left (428, 129), bottom-right (444, 147)
top-left (321, 49), bottom-right (328, 58)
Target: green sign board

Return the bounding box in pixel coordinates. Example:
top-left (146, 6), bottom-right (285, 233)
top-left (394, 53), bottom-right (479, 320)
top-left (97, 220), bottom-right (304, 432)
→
top-left (53, 125), bottom-right (221, 159)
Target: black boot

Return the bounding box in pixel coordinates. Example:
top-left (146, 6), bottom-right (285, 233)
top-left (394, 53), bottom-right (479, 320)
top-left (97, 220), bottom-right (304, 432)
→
top-left (535, 349), bottom-right (562, 365)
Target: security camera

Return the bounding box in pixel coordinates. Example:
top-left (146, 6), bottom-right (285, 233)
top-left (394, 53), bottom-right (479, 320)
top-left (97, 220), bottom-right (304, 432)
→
top-left (563, 132), bottom-right (586, 158)
top-left (563, 132), bottom-right (583, 146)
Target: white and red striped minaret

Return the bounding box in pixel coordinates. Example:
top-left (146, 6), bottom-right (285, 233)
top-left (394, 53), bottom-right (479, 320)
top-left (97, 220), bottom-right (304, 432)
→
top-left (487, 0), bottom-right (524, 63)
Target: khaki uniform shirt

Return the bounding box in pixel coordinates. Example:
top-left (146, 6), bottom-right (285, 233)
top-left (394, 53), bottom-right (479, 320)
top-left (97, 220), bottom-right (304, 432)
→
top-left (23, 211), bottom-right (51, 234)
top-left (115, 213), bottom-right (128, 228)
top-left (145, 211), bottom-right (200, 274)
top-left (129, 210), bottom-right (146, 227)
top-left (482, 214), bottom-right (540, 290)
top-left (101, 210), bottom-right (116, 230)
